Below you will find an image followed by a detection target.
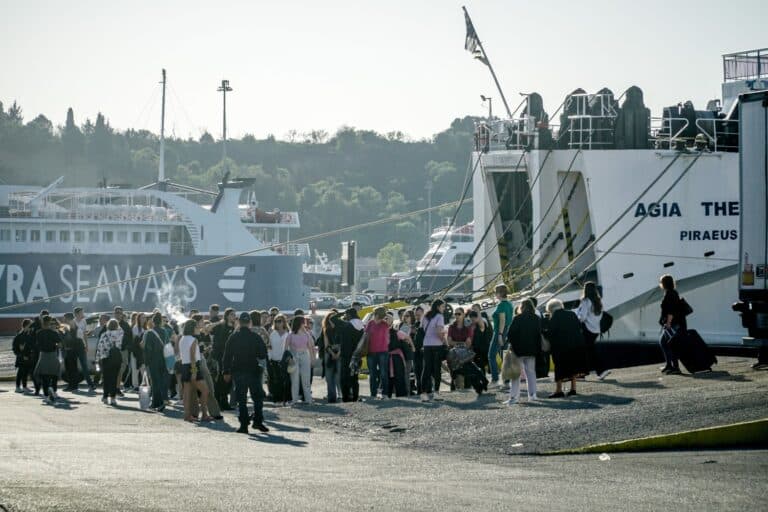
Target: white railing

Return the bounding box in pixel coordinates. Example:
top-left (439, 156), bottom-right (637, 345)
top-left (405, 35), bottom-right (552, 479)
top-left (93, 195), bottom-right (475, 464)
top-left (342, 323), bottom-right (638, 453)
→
top-left (650, 116), bottom-right (690, 148)
top-left (694, 118), bottom-right (739, 152)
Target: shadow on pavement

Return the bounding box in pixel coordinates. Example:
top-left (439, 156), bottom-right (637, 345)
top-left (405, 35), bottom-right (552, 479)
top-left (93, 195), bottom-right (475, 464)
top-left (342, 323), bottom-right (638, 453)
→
top-left (263, 420), bottom-right (311, 433)
top-left (248, 433), bottom-right (308, 447)
top-left (605, 380), bottom-right (665, 389)
top-left (687, 371), bottom-right (751, 382)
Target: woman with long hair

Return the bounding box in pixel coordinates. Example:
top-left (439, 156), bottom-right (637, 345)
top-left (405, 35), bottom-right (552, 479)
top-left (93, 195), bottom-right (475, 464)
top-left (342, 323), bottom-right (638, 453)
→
top-left (286, 315), bottom-right (315, 405)
top-left (505, 299), bottom-right (541, 404)
top-left (576, 282), bottom-right (610, 380)
top-left (322, 312), bottom-right (341, 403)
top-left (420, 299), bottom-right (447, 402)
top-left (127, 312), bottom-right (145, 391)
top-left (268, 314), bottom-right (290, 404)
top-left (12, 319), bottom-right (34, 392)
top-left (659, 274), bottom-right (685, 374)
top-left (179, 319), bottom-right (213, 422)
top-left (96, 319), bottom-right (124, 405)
top-left (399, 309), bottom-right (416, 395)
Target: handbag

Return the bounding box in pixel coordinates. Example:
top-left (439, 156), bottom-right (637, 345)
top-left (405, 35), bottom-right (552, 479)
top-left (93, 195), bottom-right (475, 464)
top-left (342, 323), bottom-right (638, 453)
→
top-left (138, 372), bottom-right (151, 411)
top-left (501, 350), bottom-right (521, 381)
top-left (679, 298), bottom-right (693, 317)
top-left (541, 336), bottom-right (551, 353)
top-left (107, 345), bottom-right (122, 367)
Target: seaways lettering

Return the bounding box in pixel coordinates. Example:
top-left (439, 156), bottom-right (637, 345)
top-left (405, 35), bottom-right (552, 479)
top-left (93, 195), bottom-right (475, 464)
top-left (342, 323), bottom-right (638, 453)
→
top-left (1, 264), bottom-right (199, 306)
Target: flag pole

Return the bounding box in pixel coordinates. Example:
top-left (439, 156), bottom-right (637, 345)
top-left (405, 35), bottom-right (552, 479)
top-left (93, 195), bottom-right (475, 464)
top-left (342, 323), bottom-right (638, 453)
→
top-left (462, 6), bottom-right (512, 119)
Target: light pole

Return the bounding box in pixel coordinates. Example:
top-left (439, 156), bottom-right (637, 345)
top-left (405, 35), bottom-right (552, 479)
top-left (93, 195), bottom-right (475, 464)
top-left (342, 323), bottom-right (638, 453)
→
top-left (217, 79), bottom-right (233, 165)
top-left (425, 180), bottom-right (433, 237)
top-left (481, 94), bottom-right (492, 121)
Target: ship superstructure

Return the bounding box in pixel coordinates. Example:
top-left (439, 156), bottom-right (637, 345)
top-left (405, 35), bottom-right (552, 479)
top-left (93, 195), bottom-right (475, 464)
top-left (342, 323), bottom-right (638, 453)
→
top-left (471, 48), bottom-right (768, 346)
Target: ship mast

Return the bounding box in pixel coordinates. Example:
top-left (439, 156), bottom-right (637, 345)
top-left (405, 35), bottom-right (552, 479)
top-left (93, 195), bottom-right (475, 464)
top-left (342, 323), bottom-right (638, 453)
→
top-left (159, 68), bottom-right (166, 182)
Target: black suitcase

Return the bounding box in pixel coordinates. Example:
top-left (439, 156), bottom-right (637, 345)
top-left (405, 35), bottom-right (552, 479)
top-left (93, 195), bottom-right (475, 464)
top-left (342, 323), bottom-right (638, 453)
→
top-left (670, 329), bottom-right (717, 373)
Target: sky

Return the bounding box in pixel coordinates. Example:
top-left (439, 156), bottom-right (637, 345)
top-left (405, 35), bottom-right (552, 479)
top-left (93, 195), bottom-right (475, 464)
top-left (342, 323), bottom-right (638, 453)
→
top-left (1, 0), bottom-right (766, 141)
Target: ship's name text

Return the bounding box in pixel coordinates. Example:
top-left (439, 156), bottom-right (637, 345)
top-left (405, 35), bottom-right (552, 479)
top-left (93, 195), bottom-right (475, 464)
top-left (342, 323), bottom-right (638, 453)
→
top-left (0, 264), bottom-right (197, 304)
top-left (634, 201), bottom-right (739, 218)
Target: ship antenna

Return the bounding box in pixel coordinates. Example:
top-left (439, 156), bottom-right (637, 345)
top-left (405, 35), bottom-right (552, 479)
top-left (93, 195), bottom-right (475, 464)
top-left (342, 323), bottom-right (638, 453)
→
top-left (159, 68), bottom-right (166, 183)
top-left (217, 79), bottom-right (233, 167)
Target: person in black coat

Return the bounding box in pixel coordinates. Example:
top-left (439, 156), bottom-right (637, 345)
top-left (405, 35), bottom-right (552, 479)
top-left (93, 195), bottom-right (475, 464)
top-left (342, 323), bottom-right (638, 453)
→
top-left (212, 308), bottom-right (236, 409)
top-left (505, 299), bottom-right (541, 404)
top-left (658, 274), bottom-right (685, 375)
top-left (330, 309), bottom-right (363, 402)
top-left (222, 313), bottom-right (269, 434)
top-left (543, 299), bottom-right (588, 398)
top-left (12, 319), bottom-right (35, 391)
top-left (143, 312), bottom-right (168, 411)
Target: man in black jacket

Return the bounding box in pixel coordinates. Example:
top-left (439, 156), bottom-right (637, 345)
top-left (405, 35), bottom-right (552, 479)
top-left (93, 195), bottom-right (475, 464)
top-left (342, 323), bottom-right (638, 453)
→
top-left (212, 308), bottom-right (236, 409)
top-left (222, 312), bottom-right (269, 434)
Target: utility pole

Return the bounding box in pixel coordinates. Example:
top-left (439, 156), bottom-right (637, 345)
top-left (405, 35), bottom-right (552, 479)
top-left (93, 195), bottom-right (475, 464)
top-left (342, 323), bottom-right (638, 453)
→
top-left (481, 94), bottom-right (492, 121)
top-left (158, 69), bottom-right (166, 182)
top-left (217, 79), bottom-right (233, 164)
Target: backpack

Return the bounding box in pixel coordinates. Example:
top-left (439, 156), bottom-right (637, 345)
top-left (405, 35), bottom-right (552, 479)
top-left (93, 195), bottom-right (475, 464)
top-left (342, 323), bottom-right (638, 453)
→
top-left (599, 311), bottom-right (614, 334)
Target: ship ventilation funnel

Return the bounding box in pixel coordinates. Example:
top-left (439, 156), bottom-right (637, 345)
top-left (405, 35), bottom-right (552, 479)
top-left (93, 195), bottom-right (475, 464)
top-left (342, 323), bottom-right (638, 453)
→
top-left (614, 85), bottom-right (650, 149)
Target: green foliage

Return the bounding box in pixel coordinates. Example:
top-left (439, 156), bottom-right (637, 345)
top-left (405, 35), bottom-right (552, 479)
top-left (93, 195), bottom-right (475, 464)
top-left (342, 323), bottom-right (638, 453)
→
top-left (0, 98), bottom-right (479, 258)
top-left (377, 242), bottom-right (408, 275)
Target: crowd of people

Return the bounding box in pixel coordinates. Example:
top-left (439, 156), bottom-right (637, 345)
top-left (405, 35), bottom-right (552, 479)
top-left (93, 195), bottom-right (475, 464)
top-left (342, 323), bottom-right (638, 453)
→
top-left (11, 275), bottom-right (695, 431)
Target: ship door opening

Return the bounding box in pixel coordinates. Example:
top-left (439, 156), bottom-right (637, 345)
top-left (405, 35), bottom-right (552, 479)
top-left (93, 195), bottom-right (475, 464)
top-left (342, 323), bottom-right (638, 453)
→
top-left (491, 171), bottom-right (532, 288)
top-left (545, 171), bottom-right (596, 290)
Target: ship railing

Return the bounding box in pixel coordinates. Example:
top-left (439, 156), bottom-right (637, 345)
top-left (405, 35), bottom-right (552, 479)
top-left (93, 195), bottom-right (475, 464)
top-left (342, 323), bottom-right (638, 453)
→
top-left (284, 243), bottom-right (311, 258)
top-left (694, 118), bottom-right (739, 152)
top-left (566, 115), bottom-right (615, 150)
top-left (476, 117), bottom-right (537, 152)
top-left (650, 116), bottom-right (690, 148)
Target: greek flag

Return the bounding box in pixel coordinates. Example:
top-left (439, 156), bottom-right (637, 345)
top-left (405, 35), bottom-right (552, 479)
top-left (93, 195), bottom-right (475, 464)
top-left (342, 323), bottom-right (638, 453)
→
top-left (464, 10), bottom-right (488, 66)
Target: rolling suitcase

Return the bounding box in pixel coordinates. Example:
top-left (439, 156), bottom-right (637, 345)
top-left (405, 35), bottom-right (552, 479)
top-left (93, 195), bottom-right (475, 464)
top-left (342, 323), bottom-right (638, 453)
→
top-left (670, 329), bottom-right (717, 373)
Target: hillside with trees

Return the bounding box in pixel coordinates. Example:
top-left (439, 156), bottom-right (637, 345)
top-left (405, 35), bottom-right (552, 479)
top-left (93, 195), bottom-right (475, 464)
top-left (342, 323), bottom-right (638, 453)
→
top-left (0, 100), bottom-right (477, 260)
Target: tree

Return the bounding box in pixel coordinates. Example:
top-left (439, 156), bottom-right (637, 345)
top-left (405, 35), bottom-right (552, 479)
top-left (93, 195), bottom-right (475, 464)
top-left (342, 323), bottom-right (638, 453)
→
top-left (7, 101), bottom-right (23, 123)
top-left (377, 242), bottom-right (408, 275)
top-left (62, 107), bottom-right (84, 162)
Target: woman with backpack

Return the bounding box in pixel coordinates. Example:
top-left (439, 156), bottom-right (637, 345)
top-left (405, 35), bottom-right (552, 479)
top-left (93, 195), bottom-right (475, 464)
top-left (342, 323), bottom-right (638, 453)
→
top-left (96, 319), bottom-right (124, 406)
top-left (576, 282), bottom-right (611, 380)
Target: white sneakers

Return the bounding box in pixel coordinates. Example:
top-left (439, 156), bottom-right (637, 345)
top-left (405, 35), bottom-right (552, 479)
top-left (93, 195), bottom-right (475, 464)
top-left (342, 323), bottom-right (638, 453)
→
top-left (110, 398), bottom-right (117, 406)
top-left (504, 398), bottom-right (518, 406)
top-left (102, 397), bottom-right (109, 405)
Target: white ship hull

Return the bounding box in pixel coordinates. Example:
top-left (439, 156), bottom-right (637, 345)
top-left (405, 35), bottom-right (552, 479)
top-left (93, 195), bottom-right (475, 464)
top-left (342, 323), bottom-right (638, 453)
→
top-left (473, 149), bottom-right (744, 345)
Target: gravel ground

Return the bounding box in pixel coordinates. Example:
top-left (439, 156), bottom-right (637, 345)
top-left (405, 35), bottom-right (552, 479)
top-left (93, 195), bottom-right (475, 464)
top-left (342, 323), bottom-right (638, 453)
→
top-left (271, 356), bottom-right (768, 457)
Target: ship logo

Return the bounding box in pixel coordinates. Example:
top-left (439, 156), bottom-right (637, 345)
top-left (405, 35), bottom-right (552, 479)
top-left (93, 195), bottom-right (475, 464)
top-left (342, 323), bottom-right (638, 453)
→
top-left (218, 267), bottom-right (246, 302)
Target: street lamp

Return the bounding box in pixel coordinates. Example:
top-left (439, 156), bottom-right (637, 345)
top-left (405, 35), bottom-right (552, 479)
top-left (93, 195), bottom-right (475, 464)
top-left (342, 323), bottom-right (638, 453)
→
top-left (217, 79), bottom-right (233, 164)
top-left (480, 94), bottom-right (492, 121)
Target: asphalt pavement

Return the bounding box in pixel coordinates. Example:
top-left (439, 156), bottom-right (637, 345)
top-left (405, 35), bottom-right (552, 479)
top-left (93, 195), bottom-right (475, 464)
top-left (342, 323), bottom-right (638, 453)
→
top-left (1, 370), bottom-right (766, 511)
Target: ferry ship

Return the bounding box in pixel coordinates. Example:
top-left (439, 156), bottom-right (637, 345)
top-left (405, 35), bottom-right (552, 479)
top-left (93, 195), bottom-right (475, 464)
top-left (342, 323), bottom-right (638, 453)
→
top-left (0, 177), bottom-right (309, 332)
top-left (0, 71), bottom-right (309, 332)
top-left (471, 48), bottom-right (768, 346)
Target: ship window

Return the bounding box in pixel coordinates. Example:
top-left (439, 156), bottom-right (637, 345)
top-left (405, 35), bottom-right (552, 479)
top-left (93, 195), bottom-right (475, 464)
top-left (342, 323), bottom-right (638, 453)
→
top-left (60, 231), bottom-right (70, 242)
top-left (30, 230), bottom-right (41, 242)
top-left (132, 232), bottom-right (141, 243)
top-left (158, 232), bottom-right (169, 244)
top-left (145, 232), bottom-right (155, 243)
top-left (74, 231), bottom-right (84, 243)
top-left (0, 229), bottom-right (9, 241)
top-left (88, 231), bottom-right (98, 243)
top-left (451, 253), bottom-right (473, 265)
top-left (45, 230), bottom-right (56, 242)
top-left (117, 231), bottom-right (128, 243)
top-left (15, 229), bottom-right (27, 242)
top-left (103, 231), bottom-right (114, 243)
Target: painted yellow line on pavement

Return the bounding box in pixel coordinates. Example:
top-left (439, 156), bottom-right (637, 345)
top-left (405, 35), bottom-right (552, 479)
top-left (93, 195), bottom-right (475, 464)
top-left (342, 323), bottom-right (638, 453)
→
top-left (545, 418), bottom-right (768, 455)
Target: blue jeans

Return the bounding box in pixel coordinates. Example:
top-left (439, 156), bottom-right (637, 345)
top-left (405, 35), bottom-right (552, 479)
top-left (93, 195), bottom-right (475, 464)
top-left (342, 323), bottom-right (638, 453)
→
top-left (233, 370), bottom-right (264, 426)
top-left (659, 327), bottom-right (680, 369)
top-left (488, 332), bottom-right (503, 381)
top-left (367, 352), bottom-right (389, 398)
top-left (74, 345), bottom-right (94, 387)
top-left (325, 356), bottom-right (341, 403)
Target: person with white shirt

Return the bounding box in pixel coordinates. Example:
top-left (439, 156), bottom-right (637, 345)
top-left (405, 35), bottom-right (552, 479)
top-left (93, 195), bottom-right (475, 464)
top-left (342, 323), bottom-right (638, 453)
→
top-left (179, 319), bottom-right (212, 422)
top-left (575, 282), bottom-right (611, 380)
top-left (267, 314), bottom-right (290, 404)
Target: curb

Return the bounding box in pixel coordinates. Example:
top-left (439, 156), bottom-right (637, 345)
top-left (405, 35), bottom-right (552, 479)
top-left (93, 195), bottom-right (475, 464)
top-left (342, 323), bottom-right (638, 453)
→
top-left (544, 418), bottom-right (768, 455)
